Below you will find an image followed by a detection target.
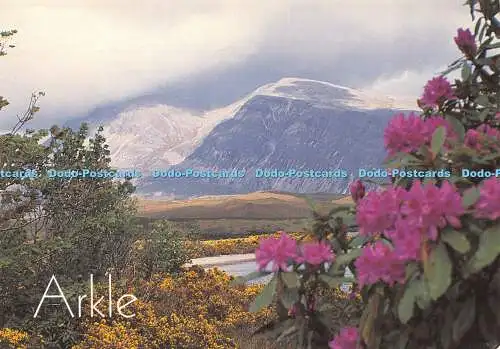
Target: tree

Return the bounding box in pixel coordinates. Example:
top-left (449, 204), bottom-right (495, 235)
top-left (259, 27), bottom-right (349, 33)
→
top-left (0, 30), bottom-right (141, 347)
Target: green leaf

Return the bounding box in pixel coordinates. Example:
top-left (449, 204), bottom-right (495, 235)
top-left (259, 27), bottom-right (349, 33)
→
top-left (425, 242), bottom-right (452, 300)
top-left (332, 248), bottom-right (362, 269)
top-left (478, 108), bottom-right (490, 122)
top-left (482, 152), bottom-right (500, 161)
top-left (467, 224), bottom-right (500, 272)
top-left (256, 319), bottom-right (295, 340)
top-left (475, 95), bottom-right (490, 106)
top-left (475, 57), bottom-right (492, 66)
top-left (397, 331), bottom-right (410, 349)
top-left (441, 229), bottom-right (471, 254)
top-left (231, 270), bottom-right (269, 286)
top-left (398, 280), bottom-right (418, 324)
top-left (280, 287), bottom-right (299, 309)
top-left (486, 42), bottom-right (500, 49)
top-left (474, 16), bottom-right (484, 37)
top-left (462, 186), bottom-right (480, 207)
top-left (461, 62), bottom-right (472, 81)
top-left (276, 324), bottom-right (298, 342)
top-left (431, 126), bottom-right (446, 157)
top-left (415, 279), bottom-right (432, 310)
top-left (452, 295), bottom-right (476, 343)
top-left (441, 308), bottom-right (454, 349)
top-left (441, 63), bottom-right (462, 76)
top-left (319, 275), bottom-right (350, 287)
top-left (249, 275), bottom-right (278, 312)
top-left (348, 235), bottom-right (367, 248)
top-left (384, 152), bottom-right (422, 168)
top-left (280, 271), bottom-right (299, 288)
top-left (445, 115), bottom-right (466, 141)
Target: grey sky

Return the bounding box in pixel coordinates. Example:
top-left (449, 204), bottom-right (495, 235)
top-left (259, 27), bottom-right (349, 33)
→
top-left (0, 0), bottom-right (471, 129)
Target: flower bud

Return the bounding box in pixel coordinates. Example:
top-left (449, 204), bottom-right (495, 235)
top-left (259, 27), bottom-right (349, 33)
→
top-left (307, 295), bottom-right (316, 312)
top-left (454, 28), bottom-right (477, 58)
top-left (464, 129), bottom-right (480, 149)
top-left (349, 179), bottom-right (365, 203)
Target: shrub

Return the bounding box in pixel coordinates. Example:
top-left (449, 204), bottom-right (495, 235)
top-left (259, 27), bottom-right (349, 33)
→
top-left (244, 2), bottom-right (500, 348)
top-left (130, 220), bottom-right (190, 278)
top-left (74, 266), bottom-right (361, 348)
top-left (185, 232), bottom-right (312, 258)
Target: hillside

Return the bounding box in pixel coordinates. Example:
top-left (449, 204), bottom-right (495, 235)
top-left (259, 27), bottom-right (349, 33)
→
top-left (137, 191), bottom-right (343, 220)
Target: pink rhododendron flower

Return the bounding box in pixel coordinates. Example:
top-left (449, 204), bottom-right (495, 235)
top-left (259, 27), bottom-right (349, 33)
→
top-left (356, 187), bottom-right (403, 236)
top-left (384, 114), bottom-right (454, 155)
top-left (465, 124), bottom-right (500, 150)
top-left (439, 181), bottom-right (466, 228)
top-left (358, 182), bottom-right (464, 264)
top-left (384, 219), bottom-right (423, 261)
top-left (349, 179), bottom-right (365, 203)
top-left (454, 28), bottom-right (477, 58)
top-left (474, 178), bottom-right (500, 220)
top-left (255, 232), bottom-right (298, 271)
top-left (423, 116), bottom-right (457, 140)
top-left (400, 181), bottom-right (464, 241)
top-left (384, 113), bottom-right (427, 155)
top-left (355, 241), bottom-right (406, 287)
top-left (465, 129), bottom-right (481, 149)
top-left (420, 76), bottom-right (456, 108)
top-left (296, 241), bottom-right (335, 265)
top-left (477, 124), bottom-right (500, 139)
top-left (329, 327), bottom-right (359, 349)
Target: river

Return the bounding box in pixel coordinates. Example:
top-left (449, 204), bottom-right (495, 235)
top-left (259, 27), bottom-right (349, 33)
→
top-left (188, 254), bottom-right (353, 289)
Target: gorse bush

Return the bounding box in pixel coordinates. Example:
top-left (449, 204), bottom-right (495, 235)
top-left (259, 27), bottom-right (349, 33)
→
top-left (185, 232), bottom-right (310, 258)
top-left (73, 267), bottom-right (275, 349)
top-left (71, 266), bottom-right (360, 349)
top-left (241, 2), bottom-right (500, 348)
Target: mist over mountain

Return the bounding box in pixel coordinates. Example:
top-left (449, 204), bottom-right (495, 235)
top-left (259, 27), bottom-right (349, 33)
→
top-left (137, 78), bottom-right (416, 197)
top-left (75, 78), bottom-right (417, 198)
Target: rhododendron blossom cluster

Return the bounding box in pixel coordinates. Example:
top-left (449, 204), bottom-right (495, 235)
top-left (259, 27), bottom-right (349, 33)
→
top-left (251, 17), bottom-right (500, 348)
top-left (465, 124), bottom-right (500, 151)
top-left (354, 240), bottom-right (406, 287)
top-left (255, 232), bottom-right (334, 271)
top-left (328, 326), bottom-right (359, 349)
top-left (454, 28), bottom-right (477, 58)
top-left (354, 181), bottom-right (465, 286)
top-left (474, 177), bottom-right (500, 220)
top-left (255, 232), bottom-right (298, 271)
top-left (349, 179), bottom-right (365, 203)
top-left (419, 76), bottom-right (456, 108)
top-left (383, 113), bottom-right (455, 155)
top-left (296, 240), bottom-right (335, 265)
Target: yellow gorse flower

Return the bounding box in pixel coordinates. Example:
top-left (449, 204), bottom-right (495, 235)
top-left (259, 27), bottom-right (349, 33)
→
top-left (0, 328), bottom-right (29, 348)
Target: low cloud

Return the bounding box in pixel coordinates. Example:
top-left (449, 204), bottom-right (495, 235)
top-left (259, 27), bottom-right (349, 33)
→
top-left (0, 0), bottom-right (472, 128)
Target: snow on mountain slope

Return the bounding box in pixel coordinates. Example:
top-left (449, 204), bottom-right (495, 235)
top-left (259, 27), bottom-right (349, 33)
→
top-left (102, 103), bottom-right (238, 171)
top-left (252, 77), bottom-right (417, 111)
top-left (99, 78), bottom-right (417, 173)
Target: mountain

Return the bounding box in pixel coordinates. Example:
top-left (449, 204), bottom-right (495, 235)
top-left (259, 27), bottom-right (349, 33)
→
top-left (135, 78), bottom-right (417, 197)
top-left (69, 96), bottom-right (246, 172)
